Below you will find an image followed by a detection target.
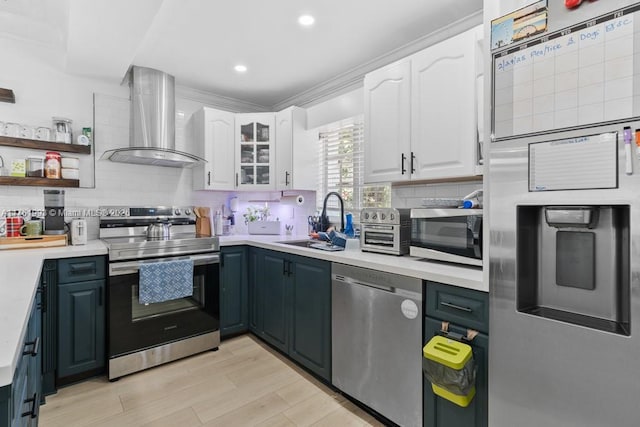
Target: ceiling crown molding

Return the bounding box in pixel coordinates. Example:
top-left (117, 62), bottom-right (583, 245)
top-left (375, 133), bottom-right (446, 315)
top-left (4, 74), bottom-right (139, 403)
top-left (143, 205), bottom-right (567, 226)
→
top-left (273, 11), bottom-right (483, 111)
top-left (176, 85), bottom-right (271, 113)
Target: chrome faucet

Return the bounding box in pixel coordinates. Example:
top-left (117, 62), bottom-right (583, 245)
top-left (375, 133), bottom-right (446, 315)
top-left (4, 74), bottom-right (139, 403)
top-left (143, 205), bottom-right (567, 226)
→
top-left (320, 191), bottom-right (344, 232)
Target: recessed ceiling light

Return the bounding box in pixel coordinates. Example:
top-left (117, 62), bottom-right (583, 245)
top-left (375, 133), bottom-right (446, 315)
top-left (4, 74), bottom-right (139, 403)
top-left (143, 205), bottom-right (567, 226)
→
top-left (298, 15), bottom-right (315, 27)
top-left (234, 64), bottom-right (247, 73)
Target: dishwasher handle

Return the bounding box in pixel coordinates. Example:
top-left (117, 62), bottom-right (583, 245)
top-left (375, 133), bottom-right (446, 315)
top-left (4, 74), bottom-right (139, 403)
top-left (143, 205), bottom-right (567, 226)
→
top-left (333, 273), bottom-right (394, 293)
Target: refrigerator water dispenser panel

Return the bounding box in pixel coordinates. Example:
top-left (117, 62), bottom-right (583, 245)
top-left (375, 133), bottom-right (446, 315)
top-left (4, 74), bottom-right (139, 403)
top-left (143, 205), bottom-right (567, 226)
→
top-left (516, 205), bottom-right (630, 336)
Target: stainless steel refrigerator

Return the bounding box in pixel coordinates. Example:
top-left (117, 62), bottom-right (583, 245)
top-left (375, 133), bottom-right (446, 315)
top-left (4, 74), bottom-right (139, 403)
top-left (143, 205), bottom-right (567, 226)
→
top-left (488, 2), bottom-right (640, 426)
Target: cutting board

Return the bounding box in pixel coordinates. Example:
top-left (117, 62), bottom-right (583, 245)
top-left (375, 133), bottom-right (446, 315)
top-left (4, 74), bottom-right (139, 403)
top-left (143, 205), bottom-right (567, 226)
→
top-left (0, 234), bottom-right (67, 250)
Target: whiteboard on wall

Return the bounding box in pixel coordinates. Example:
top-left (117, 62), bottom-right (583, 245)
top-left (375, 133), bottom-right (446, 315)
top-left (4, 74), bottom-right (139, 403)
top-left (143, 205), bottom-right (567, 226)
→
top-left (492, 4), bottom-right (640, 141)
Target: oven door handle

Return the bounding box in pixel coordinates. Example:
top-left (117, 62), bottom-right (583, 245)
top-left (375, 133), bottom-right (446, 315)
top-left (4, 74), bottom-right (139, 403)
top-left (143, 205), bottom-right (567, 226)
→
top-left (109, 253), bottom-right (220, 276)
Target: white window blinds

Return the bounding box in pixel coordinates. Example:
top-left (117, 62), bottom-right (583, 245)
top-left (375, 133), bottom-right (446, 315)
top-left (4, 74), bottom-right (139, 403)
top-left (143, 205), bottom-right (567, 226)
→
top-left (317, 117), bottom-right (390, 217)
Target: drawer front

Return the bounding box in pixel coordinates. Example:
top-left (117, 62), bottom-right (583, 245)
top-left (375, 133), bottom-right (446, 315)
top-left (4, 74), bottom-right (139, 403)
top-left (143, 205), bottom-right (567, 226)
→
top-left (425, 282), bottom-right (489, 333)
top-left (58, 256), bottom-right (106, 284)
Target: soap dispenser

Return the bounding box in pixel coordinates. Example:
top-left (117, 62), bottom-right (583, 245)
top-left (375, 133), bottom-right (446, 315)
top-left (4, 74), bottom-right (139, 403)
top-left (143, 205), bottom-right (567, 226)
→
top-left (344, 212), bottom-right (354, 237)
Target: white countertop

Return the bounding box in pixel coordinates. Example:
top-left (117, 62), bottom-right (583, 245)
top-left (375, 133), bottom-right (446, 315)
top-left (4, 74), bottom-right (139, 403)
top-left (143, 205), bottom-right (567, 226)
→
top-left (0, 241), bottom-right (107, 387)
top-left (219, 234), bottom-right (484, 292)
top-left (0, 234), bottom-right (483, 387)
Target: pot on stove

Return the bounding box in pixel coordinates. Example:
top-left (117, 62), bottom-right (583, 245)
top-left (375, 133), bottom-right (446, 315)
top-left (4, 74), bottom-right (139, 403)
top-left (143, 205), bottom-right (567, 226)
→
top-left (147, 222), bottom-right (171, 239)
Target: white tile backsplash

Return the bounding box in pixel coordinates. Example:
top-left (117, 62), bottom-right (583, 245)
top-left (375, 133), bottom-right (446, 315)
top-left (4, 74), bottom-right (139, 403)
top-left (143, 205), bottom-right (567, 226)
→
top-left (1, 91), bottom-right (317, 240)
top-left (392, 181), bottom-right (483, 208)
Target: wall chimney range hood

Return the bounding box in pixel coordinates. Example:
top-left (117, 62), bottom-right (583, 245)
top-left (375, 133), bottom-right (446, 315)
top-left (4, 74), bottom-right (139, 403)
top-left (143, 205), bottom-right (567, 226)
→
top-left (101, 66), bottom-right (205, 168)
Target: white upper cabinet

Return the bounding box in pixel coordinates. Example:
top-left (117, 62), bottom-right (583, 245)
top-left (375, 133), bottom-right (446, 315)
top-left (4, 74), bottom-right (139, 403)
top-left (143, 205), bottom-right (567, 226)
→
top-left (364, 25), bottom-right (483, 184)
top-left (364, 60), bottom-right (412, 183)
top-left (236, 113), bottom-right (276, 190)
top-left (190, 107), bottom-right (235, 190)
top-left (411, 26), bottom-right (480, 180)
top-left (275, 107), bottom-right (316, 191)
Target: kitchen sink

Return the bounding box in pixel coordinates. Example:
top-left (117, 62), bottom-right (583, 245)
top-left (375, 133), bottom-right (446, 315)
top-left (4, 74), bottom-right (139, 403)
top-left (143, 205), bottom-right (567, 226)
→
top-left (276, 240), bottom-right (318, 248)
top-left (276, 239), bottom-right (348, 252)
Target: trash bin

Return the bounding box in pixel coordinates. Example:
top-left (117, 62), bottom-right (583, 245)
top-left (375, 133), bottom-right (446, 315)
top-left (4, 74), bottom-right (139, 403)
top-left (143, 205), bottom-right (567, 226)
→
top-left (423, 335), bottom-right (477, 407)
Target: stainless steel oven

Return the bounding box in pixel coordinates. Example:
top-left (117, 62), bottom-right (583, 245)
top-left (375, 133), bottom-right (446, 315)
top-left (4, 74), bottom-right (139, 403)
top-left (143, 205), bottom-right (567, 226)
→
top-left (360, 208), bottom-right (411, 255)
top-left (100, 206), bottom-right (220, 380)
top-left (107, 253), bottom-right (219, 379)
top-left (410, 208), bottom-right (482, 266)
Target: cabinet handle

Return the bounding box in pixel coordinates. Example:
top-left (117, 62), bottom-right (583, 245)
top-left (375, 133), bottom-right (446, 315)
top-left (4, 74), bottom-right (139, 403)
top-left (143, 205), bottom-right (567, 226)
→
top-left (287, 260), bottom-right (293, 277)
top-left (285, 171), bottom-right (290, 186)
top-left (220, 253), bottom-right (225, 268)
top-left (440, 301), bottom-right (473, 313)
top-left (69, 262), bottom-right (95, 275)
top-left (21, 392), bottom-right (39, 419)
top-left (401, 153), bottom-right (407, 175)
top-left (282, 260), bottom-right (288, 276)
top-left (207, 171), bottom-right (211, 186)
top-left (23, 336), bottom-right (40, 357)
top-left (411, 152), bottom-right (416, 174)
top-left (236, 173), bottom-right (239, 187)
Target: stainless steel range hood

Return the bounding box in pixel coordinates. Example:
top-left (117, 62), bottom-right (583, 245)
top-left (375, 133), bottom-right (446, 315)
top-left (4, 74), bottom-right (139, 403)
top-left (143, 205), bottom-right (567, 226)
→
top-left (101, 66), bottom-right (205, 168)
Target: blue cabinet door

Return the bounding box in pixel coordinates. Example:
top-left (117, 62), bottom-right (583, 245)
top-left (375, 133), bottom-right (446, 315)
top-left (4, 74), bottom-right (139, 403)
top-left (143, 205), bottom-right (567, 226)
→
top-left (248, 248), bottom-right (260, 334)
top-left (57, 280), bottom-right (105, 379)
top-left (220, 246), bottom-right (249, 338)
top-left (259, 251), bottom-right (288, 353)
top-left (424, 317), bottom-right (488, 427)
top-left (288, 255), bottom-right (331, 381)
top-left (40, 260), bottom-right (57, 397)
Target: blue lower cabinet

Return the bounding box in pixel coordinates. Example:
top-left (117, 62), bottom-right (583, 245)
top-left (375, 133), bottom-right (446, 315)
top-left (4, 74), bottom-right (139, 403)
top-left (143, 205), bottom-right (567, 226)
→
top-left (248, 248), bottom-right (260, 335)
top-left (424, 281), bottom-right (489, 427)
top-left (252, 249), bottom-right (332, 382)
top-left (259, 251), bottom-right (289, 353)
top-left (288, 255), bottom-right (331, 381)
top-left (1, 297), bottom-right (42, 427)
top-left (40, 260), bottom-right (57, 397)
top-left (220, 246), bottom-right (249, 338)
top-left (57, 280), bottom-right (105, 380)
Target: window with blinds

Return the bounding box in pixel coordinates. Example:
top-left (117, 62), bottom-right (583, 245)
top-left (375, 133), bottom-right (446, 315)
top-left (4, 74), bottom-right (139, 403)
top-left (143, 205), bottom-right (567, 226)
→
top-left (317, 117), bottom-right (390, 219)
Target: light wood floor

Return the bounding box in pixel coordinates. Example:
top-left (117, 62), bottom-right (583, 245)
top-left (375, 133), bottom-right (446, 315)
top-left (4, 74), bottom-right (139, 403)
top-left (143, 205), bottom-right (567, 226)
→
top-left (39, 334), bottom-right (386, 427)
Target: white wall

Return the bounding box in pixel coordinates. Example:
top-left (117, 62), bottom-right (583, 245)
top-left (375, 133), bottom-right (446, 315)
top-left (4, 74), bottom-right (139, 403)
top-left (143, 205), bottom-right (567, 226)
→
top-left (306, 88), bottom-right (364, 130)
top-left (0, 37), bottom-right (317, 239)
top-left (391, 181), bottom-right (483, 208)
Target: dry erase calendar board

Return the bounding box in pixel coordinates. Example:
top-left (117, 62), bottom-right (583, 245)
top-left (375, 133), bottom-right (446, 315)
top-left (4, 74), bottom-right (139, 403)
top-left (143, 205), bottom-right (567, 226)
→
top-left (492, 4), bottom-right (640, 141)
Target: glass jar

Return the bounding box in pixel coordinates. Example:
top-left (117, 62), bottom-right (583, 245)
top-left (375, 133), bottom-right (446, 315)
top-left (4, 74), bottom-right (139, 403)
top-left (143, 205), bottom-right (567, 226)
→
top-left (45, 151), bottom-right (61, 179)
top-left (26, 156), bottom-right (44, 177)
top-left (52, 117), bottom-right (72, 144)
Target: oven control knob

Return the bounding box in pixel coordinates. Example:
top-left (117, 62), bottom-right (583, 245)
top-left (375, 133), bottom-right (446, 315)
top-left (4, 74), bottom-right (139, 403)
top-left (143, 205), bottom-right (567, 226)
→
top-left (381, 213), bottom-right (386, 221)
top-left (174, 208), bottom-right (181, 216)
top-left (390, 213), bottom-right (395, 221)
top-left (185, 208), bottom-right (191, 216)
top-left (363, 212), bottom-right (369, 220)
top-left (372, 213), bottom-right (377, 220)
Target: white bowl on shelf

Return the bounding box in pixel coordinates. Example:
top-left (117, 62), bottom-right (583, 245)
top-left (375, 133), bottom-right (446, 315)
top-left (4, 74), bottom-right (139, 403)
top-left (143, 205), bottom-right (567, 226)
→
top-left (61, 168), bottom-right (79, 180)
top-left (61, 157), bottom-right (79, 169)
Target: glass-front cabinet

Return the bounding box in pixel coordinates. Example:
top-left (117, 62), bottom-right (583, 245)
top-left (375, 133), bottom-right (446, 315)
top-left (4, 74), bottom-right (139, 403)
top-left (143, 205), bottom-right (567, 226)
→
top-left (236, 113), bottom-right (275, 190)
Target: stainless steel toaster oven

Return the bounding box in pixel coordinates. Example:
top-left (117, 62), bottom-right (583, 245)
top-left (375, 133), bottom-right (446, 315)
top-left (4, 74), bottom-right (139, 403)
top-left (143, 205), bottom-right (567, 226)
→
top-left (360, 208), bottom-right (411, 255)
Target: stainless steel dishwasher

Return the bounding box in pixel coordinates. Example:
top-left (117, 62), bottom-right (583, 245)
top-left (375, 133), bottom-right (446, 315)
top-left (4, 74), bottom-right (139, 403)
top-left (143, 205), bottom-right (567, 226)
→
top-left (332, 263), bottom-right (422, 427)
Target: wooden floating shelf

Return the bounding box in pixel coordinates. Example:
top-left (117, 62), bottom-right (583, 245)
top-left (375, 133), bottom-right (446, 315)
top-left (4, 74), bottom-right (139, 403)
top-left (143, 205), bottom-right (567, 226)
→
top-left (0, 176), bottom-right (79, 187)
top-left (0, 136), bottom-right (91, 154)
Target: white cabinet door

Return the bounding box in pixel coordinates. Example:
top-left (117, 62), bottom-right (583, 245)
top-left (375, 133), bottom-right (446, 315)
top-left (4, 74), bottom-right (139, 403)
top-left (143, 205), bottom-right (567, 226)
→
top-left (276, 107), bottom-right (316, 191)
top-left (411, 27), bottom-right (478, 180)
top-left (236, 113), bottom-right (276, 190)
top-left (275, 109), bottom-right (294, 190)
top-left (191, 107), bottom-right (235, 190)
top-left (364, 59), bottom-right (412, 184)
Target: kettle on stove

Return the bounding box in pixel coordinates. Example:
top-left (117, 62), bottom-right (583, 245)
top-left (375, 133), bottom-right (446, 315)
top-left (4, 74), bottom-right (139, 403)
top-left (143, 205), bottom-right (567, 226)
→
top-left (70, 218), bottom-right (87, 246)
